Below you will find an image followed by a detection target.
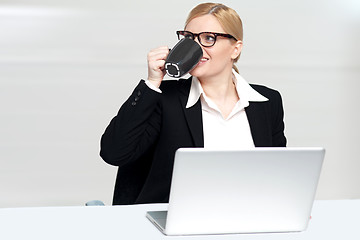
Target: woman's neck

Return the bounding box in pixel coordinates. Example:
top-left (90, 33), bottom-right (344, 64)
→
top-left (198, 70), bottom-right (239, 118)
top-left (199, 71), bottom-right (236, 100)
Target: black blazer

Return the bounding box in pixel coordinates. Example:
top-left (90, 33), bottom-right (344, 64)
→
top-left (100, 78), bottom-right (286, 205)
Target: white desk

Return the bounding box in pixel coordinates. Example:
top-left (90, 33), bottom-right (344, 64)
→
top-left (0, 200), bottom-right (359, 240)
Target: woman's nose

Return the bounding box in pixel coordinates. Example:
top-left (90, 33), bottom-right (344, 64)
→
top-left (193, 38), bottom-right (205, 52)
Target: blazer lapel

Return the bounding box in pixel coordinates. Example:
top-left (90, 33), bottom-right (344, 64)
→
top-left (178, 78), bottom-right (204, 147)
top-left (245, 102), bottom-right (271, 147)
top-left (176, 78), bottom-right (271, 148)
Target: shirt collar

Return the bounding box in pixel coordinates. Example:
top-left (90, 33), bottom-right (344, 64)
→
top-left (186, 69), bottom-right (268, 109)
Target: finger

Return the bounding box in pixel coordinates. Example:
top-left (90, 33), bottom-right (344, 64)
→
top-left (148, 59), bottom-right (166, 72)
top-left (148, 47), bottom-right (169, 60)
top-left (148, 53), bottom-right (168, 63)
top-left (150, 46), bottom-right (169, 52)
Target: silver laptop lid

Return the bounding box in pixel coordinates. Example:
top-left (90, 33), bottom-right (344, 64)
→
top-left (165, 147), bottom-right (325, 235)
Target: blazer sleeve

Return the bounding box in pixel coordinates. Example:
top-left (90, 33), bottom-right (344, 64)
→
top-left (270, 90), bottom-right (287, 147)
top-left (100, 80), bottom-right (162, 167)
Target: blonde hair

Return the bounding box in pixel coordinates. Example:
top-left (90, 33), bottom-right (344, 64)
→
top-left (185, 3), bottom-right (243, 73)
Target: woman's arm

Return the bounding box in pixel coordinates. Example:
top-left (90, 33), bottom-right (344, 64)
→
top-left (100, 80), bottom-right (162, 167)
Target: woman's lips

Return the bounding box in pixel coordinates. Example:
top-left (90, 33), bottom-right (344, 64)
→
top-left (192, 57), bottom-right (209, 72)
top-left (198, 57), bottom-right (209, 65)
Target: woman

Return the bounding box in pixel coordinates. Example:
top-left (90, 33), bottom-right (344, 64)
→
top-left (100, 3), bottom-right (286, 205)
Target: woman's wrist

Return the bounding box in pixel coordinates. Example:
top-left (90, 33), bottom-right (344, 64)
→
top-left (145, 79), bottom-right (162, 93)
top-left (147, 78), bottom-right (162, 88)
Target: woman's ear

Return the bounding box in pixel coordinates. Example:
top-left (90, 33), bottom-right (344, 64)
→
top-left (231, 40), bottom-right (243, 60)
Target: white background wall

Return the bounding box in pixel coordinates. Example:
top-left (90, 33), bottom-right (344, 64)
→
top-left (0, 0), bottom-right (359, 207)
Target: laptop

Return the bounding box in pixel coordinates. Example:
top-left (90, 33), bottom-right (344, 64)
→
top-left (146, 147), bottom-right (325, 235)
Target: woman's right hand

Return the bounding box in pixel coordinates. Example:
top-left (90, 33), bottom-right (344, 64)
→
top-left (147, 46), bottom-right (169, 88)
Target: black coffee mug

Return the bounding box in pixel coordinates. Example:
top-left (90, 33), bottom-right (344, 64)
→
top-left (165, 38), bottom-right (203, 78)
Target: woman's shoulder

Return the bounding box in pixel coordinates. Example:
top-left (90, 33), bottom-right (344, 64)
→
top-left (250, 83), bottom-right (283, 101)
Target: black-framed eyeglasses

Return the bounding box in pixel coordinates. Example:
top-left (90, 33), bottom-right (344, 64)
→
top-left (176, 30), bottom-right (237, 47)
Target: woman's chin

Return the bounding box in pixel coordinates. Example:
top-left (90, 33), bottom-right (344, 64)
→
top-left (189, 67), bottom-right (205, 78)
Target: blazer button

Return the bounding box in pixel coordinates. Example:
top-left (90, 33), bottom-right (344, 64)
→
top-left (137, 90), bottom-right (141, 96)
top-left (134, 96), bottom-right (139, 101)
top-left (131, 101), bottom-right (137, 106)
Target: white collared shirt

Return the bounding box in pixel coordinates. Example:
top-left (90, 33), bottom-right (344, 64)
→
top-left (146, 69), bottom-right (268, 149)
top-left (186, 70), bottom-right (268, 149)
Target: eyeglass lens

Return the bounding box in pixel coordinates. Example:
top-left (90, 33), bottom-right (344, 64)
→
top-left (179, 32), bottom-right (216, 47)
